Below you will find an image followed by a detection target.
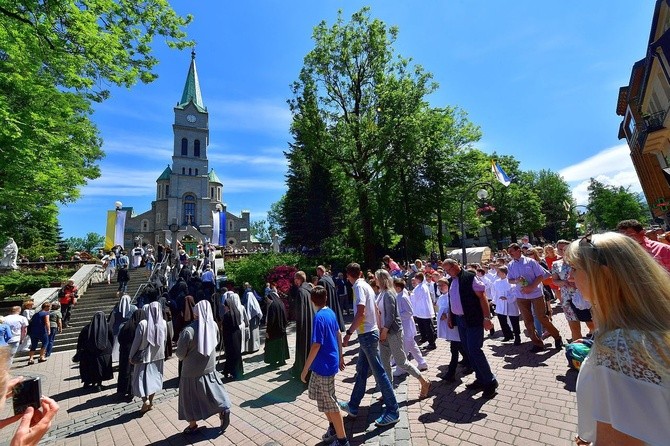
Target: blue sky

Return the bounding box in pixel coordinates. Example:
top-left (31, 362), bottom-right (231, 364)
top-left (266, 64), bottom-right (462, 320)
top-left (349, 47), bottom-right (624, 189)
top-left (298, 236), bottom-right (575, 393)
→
top-left (58, 1), bottom-right (655, 238)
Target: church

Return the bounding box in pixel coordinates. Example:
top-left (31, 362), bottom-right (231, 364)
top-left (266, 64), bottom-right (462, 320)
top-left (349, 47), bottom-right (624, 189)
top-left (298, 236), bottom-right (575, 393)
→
top-left (122, 52), bottom-right (255, 254)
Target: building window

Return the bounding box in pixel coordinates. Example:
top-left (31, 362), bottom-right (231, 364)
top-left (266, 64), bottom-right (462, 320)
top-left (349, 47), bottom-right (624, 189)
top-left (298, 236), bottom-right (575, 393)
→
top-left (194, 139), bottom-right (201, 157)
top-left (182, 167), bottom-right (185, 175)
top-left (210, 187), bottom-right (214, 198)
top-left (165, 185), bottom-right (169, 196)
top-left (218, 187), bottom-right (221, 201)
top-left (141, 219), bottom-right (149, 232)
top-left (189, 168), bottom-right (192, 176)
top-left (229, 220), bottom-right (234, 231)
top-left (181, 138), bottom-right (188, 156)
top-left (195, 168), bottom-right (198, 176)
top-left (183, 194), bottom-right (196, 226)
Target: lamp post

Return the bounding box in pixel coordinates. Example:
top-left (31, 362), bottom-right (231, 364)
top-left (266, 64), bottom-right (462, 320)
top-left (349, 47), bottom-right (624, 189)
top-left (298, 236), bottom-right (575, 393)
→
top-left (459, 182), bottom-right (493, 265)
top-left (169, 219), bottom-right (179, 283)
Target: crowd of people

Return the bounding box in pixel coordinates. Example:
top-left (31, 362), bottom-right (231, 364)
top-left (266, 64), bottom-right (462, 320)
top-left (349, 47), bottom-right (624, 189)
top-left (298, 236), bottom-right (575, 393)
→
top-left (0, 218), bottom-right (668, 445)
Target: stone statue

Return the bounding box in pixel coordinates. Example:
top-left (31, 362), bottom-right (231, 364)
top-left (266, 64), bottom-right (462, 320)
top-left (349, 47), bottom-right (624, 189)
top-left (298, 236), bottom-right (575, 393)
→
top-left (1, 238), bottom-right (19, 270)
top-left (271, 232), bottom-right (280, 253)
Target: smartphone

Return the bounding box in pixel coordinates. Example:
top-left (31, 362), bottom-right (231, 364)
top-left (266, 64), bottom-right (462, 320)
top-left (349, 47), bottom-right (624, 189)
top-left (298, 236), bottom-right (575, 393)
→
top-left (13, 377), bottom-right (42, 415)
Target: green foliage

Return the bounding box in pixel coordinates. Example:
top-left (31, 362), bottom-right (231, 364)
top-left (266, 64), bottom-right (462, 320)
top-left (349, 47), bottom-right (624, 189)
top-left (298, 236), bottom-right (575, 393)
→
top-left (586, 179), bottom-right (649, 230)
top-left (0, 0), bottom-right (191, 252)
top-left (224, 253), bottom-right (302, 293)
top-left (249, 220), bottom-right (272, 244)
top-left (0, 268), bottom-right (77, 298)
top-left (64, 232), bottom-right (105, 255)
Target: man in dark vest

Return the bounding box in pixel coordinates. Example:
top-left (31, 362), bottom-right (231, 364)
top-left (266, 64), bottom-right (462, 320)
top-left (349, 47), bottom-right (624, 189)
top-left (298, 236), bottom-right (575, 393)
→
top-left (443, 259), bottom-right (498, 399)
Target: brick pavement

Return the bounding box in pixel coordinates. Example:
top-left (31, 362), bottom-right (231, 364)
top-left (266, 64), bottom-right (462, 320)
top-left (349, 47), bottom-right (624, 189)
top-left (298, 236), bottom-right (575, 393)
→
top-left (0, 306), bottom-right (580, 445)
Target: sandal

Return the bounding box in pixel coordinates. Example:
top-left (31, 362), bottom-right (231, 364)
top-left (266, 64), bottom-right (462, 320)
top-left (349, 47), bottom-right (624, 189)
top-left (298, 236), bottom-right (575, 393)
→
top-left (420, 380), bottom-right (431, 399)
top-left (140, 403), bottom-right (152, 414)
top-left (183, 424), bottom-right (199, 434)
top-left (27, 360), bottom-right (35, 365)
top-left (38, 358), bottom-right (47, 363)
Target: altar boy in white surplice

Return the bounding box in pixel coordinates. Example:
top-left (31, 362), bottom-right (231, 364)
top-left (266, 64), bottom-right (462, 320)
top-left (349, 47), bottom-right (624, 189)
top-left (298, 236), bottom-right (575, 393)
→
top-left (490, 266), bottom-right (521, 345)
top-left (436, 277), bottom-right (470, 382)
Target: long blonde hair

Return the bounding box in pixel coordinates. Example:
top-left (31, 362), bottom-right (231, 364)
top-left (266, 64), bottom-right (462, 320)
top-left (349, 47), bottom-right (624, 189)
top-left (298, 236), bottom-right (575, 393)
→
top-left (374, 269), bottom-right (396, 296)
top-left (564, 232), bottom-right (670, 332)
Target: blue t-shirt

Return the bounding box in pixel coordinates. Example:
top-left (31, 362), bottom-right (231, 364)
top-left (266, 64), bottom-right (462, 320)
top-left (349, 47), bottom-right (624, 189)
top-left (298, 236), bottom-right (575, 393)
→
top-left (310, 307), bottom-right (340, 377)
top-left (0, 324), bottom-right (11, 346)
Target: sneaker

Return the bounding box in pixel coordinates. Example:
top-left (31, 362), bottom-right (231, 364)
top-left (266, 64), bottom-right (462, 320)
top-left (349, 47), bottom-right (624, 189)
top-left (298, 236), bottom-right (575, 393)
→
top-left (465, 380), bottom-right (484, 390)
top-left (322, 425), bottom-right (336, 442)
top-left (554, 337), bottom-right (564, 349)
top-left (338, 401), bottom-right (357, 418)
top-left (481, 380), bottom-right (499, 399)
top-left (374, 412), bottom-right (399, 427)
top-left (418, 364), bottom-right (428, 372)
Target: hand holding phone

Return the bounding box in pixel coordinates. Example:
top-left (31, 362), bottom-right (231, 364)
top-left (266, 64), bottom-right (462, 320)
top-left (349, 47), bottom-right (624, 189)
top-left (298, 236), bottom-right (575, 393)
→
top-left (12, 377), bottom-right (41, 415)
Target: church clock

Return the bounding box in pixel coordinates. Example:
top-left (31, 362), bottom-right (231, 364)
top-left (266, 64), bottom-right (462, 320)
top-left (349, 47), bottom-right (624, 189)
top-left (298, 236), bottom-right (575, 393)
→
top-left (186, 114), bottom-right (197, 123)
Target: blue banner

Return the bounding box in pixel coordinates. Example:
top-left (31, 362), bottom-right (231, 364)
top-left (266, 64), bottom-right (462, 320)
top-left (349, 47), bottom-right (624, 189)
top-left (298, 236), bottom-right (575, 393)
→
top-left (219, 211), bottom-right (226, 246)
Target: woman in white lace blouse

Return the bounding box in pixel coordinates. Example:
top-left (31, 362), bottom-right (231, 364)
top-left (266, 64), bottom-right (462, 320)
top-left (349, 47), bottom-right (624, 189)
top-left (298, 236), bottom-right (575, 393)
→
top-left (564, 232), bottom-right (670, 446)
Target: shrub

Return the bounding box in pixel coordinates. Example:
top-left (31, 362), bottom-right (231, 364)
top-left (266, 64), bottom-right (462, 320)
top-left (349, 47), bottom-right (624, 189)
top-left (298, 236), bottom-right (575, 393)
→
top-left (266, 265), bottom-right (297, 296)
top-left (224, 253), bottom-right (301, 292)
top-left (0, 269), bottom-right (76, 298)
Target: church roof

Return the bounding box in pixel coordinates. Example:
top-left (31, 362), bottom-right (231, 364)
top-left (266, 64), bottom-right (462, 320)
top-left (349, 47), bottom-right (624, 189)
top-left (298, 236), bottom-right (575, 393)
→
top-left (208, 169), bottom-right (222, 184)
top-left (177, 50), bottom-right (206, 113)
top-left (157, 165), bottom-right (172, 181)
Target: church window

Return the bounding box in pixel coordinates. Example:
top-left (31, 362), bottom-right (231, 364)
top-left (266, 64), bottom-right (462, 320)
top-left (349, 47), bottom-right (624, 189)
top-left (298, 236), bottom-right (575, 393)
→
top-left (210, 187), bottom-right (214, 198)
top-left (141, 219), bottom-right (149, 232)
top-left (165, 185), bottom-right (169, 196)
top-left (182, 167), bottom-right (185, 175)
top-left (189, 168), bottom-right (192, 176)
top-left (183, 194), bottom-right (196, 226)
top-left (157, 185), bottom-right (160, 198)
top-left (229, 220), bottom-right (234, 231)
top-left (218, 187), bottom-right (221, 201)
top-left (194, 139), bottom-right (201, 157)
top-left (195, 168), bottom-right (199, 175)
top-left (181, 138), bottom-right (188, 156)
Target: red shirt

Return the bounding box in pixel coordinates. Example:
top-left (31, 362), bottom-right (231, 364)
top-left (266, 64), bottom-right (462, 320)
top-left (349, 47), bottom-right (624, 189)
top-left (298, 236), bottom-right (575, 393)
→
top-left (643, 237), bottom-right (670, 273)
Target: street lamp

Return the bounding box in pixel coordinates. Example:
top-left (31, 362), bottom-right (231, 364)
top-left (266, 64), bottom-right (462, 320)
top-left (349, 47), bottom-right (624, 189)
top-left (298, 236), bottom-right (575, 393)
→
top-left (459, 182), bottom-right (493, 265)
top-left (115, 201), bottom-right (123, 210)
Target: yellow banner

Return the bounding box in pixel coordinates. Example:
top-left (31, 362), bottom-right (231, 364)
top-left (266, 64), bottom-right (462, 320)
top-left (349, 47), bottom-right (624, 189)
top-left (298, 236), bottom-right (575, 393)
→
top-left (104, 210), bottom-right (116, 250)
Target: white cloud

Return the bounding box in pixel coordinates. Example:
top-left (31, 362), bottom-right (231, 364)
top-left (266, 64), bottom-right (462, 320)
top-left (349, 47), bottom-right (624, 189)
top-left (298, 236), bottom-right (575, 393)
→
top-left (209, 152), bottom-right (288, 167)
top-left (559, 144), bottom-right (643, 205)
top-left (558, 144), bottom-right (632, 182)
top-left (222, 178), bottom-right (286, 193)
top-left (103, 136), bottom-right (173, 160)
top-left (80, 167), bottom-right (161, 197)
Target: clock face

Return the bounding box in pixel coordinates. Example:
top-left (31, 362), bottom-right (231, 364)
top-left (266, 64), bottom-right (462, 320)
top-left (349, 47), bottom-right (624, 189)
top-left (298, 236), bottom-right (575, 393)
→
top-left (186, 114), bottom-right (197, 123)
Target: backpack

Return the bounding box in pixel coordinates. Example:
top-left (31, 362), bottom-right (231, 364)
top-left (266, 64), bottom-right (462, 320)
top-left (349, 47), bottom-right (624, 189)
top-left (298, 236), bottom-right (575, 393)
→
top-left (565, 338), bottom-right (593, 370)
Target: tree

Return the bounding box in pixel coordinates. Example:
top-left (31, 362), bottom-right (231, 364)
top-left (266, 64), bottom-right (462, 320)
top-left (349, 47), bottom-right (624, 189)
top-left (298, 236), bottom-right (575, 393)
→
top-left (586, 179), bottom-right (649, 230)
top-left (249, 220), bottom-right (272, 244)
top-left (0, 1), bottom-right (192, 246)
top-left (64, 232), bottom-right (105, 254)
top-left (529, 170), bottom-right (575, 241)
top-left (289, 7), bottom-right (437, 266)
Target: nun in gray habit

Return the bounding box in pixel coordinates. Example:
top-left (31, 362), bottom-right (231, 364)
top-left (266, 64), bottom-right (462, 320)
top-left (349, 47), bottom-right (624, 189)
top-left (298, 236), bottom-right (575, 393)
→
top-left (130, 301), bottom-right (166, 414)
top-left (176, 300), bottom-right (231, 435)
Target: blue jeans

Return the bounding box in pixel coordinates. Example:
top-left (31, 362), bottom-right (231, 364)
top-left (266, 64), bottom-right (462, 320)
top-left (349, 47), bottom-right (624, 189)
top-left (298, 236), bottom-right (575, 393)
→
top-left (453, 315), bottom-right (495, 385)
top-left (46, 327), bottom-right (58, 356)
top-left (348, 330), bottom-right (398, 415)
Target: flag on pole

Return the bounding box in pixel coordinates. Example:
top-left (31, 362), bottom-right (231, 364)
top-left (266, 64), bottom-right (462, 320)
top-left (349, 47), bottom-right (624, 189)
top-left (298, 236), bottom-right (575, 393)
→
top-left (104, 209), bottom-right (127, 250)
top-left (491, 160), bottom-right (511, 187)
top-left (212, 210), bottom-right (227, 246)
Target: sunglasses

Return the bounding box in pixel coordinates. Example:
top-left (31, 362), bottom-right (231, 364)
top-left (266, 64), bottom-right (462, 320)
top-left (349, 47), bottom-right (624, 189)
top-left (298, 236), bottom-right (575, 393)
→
top-left (579, 231), bottom-right (607, 265)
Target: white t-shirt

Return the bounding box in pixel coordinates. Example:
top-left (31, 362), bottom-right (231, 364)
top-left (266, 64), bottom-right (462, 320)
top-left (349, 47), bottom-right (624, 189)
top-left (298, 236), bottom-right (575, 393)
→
top-left (4, 314), bottom-right (28, 343)
top-left (352, 278), bottom-right (378, 334)
top-left (410, 281), bottom-right (435, 319)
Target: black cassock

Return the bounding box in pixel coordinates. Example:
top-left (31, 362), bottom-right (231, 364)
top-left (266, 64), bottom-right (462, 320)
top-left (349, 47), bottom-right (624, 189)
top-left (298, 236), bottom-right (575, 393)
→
top-left (292, 283), bottom-right (316, 380)
top-left (318, 274), bottom-right (345, 332)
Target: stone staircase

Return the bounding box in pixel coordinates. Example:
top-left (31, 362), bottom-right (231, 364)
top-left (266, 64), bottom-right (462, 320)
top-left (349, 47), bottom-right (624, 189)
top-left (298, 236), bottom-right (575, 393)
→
top-left (49, 273), bottom-right (148, 354)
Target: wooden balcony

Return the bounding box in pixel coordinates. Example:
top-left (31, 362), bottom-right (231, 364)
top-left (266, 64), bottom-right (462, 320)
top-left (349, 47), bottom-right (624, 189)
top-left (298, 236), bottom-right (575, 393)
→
top-left (642, 109), bottom-right (670, 154)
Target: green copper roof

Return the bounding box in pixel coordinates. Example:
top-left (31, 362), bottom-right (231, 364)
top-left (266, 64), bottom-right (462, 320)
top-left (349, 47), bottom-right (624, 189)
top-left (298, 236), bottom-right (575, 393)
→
top-left (177, 50), bottom-right (206, 112)
top-left (157, 165), bottom-right (172, 181)
top-left (208, 169), bottom-right (222, 184)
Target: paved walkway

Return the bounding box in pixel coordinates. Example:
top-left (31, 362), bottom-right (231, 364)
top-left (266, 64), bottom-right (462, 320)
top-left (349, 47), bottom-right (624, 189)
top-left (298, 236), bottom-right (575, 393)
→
top-left (1, 308), bottom-right (580, 445)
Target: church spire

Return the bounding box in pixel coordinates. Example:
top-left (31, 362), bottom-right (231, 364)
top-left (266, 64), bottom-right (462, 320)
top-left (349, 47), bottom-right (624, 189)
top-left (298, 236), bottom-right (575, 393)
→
top-left (178, 49), bottom-right (205, 111)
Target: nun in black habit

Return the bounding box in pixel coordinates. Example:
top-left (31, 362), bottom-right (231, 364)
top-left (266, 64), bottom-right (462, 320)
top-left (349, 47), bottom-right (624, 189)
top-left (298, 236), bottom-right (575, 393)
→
top-left (263, 291), bottom-right (290, 367)
top-left (221, 293), bottom-right (243, 380)
top-left (76, 311), bottom-right (114, 391)
top-left (116, 309), bottom-right (146, 398)
top-left (291, 271), bottom-right (315, 381)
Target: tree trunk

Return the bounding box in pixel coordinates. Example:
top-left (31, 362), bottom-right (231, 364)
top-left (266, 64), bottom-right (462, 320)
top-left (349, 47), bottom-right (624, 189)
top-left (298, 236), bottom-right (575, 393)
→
top-left (356, 186), bottom-right (377, 269)
top-left (436, 205), bottom-right (445, 260)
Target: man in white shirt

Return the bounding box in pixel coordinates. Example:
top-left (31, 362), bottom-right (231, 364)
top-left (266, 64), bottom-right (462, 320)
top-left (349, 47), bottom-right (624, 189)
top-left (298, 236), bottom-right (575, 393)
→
top-left (4, 306), bottom-right (28, 364)
top-left (410, 273), bottom-right (436, 350)
top-left (339, 263), bottom-right (399, 427)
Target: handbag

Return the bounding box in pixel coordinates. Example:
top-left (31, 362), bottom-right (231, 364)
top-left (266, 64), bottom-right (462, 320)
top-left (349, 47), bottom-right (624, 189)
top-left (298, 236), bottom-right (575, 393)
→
top-left (130, 347), bottom-right (146, 365)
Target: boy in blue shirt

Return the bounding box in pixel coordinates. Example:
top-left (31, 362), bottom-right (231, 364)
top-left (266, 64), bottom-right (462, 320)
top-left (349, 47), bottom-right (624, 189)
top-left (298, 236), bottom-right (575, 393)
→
top-left (301, 286), bottom-right (349, 446)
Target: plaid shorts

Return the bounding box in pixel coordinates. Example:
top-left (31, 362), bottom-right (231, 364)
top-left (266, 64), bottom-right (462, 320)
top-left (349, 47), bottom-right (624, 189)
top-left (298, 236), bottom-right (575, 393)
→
top-left (308, 372), bottom-right (338, 413)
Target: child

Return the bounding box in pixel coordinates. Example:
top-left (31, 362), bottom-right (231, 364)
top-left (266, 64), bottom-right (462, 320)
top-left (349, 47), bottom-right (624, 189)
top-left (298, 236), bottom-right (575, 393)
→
top-left (392, 278), bottom-right (427, 374)
top-left (436, 278), bottom-right (470, 382)
top-left (491, 266), bottom-right (521, 345)
top-left (300, 286), bottom-right (349, 446)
